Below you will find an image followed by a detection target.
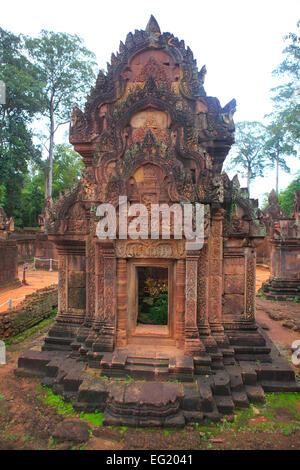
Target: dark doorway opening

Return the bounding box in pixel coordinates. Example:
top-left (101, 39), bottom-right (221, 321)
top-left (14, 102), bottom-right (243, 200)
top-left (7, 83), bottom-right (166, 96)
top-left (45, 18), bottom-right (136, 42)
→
top-left (137, 266), bottom-right (168, 326)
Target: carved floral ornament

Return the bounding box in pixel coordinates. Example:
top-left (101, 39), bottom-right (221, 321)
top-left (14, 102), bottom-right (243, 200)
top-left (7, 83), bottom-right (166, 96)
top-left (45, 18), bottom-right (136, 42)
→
top-left (115, 239), bottom-right (186, 258)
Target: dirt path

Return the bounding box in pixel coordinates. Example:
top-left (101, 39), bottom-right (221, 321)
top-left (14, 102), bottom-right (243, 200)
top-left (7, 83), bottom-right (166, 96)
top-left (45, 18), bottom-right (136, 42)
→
top-left (255, 266), bottom-right (300, 367)
top-left (0, 267), bottom-right (58, 312)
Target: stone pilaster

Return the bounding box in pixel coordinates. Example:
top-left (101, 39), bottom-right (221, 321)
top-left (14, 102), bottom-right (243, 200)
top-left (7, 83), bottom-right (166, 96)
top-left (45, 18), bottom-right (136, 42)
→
top-left (184, 252), bottom-right (206, 356)
top-left (116, 259), bottom-right (128, 347)
top-left (92, 241), bottom-right (117, 352)
top-left (175, 259), bottom-right (185, 348)
top-left (208, 211), bottom-right (228, 346)
top-left (244, 246), bottom-right (256, 322)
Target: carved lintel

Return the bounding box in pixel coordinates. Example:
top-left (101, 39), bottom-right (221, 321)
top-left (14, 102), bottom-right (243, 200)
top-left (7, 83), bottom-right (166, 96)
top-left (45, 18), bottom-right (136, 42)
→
top-left (115, 239), bottom-right (186, 258)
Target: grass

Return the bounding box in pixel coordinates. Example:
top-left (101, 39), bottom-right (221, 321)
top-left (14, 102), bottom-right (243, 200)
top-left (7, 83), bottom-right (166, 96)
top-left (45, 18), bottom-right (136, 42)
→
top-left (194, 392), bottom-right (300, 438)
top-left (5, 310), bottom-right (57, 346)
top-left (37, 386), bottom-right (104, 428)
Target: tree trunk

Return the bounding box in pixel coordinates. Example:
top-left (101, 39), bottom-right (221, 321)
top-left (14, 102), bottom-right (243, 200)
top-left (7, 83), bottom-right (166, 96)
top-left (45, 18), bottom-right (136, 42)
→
top-left (47, 107), bottom-right (54, 198)
top-left (44, 171), bottom-right (48, 199)
top-left (275, 152), bottom-right (279, 194)
top-left (247, 166), bottom-right (251, 197)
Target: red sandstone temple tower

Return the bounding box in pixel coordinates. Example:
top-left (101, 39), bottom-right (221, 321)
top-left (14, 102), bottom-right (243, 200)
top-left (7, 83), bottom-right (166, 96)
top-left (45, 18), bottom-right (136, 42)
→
top-left (24, 17), bottom-right (298, 400)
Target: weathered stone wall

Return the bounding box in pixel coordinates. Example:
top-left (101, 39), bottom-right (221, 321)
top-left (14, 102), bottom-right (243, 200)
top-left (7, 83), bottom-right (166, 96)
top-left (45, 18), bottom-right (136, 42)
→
top-left (0, 239), bottom-right (20, 288)
top-left (256, 237), bottom-right (271, 266)
top-left (0, 286), bottom-right (58, 339)
top-left (34, 233), bottom-right (59, 269)
top-left (6, 231), bottom-right (58, 268)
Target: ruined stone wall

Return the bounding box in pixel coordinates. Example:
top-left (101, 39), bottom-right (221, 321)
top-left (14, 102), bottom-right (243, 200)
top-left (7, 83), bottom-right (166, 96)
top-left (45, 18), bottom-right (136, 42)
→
top-left (0, 286), bottom-right (58, 339)
top-left (256, 237), bottom-right (271, 266)
top-left (6, 232), bottom-right (58, 268)
top-left (0, 239), bottom-right (20, 288)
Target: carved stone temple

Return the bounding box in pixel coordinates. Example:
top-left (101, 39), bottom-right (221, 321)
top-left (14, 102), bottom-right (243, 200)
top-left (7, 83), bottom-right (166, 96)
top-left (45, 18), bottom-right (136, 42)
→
top-left (18, 17), bottom-right (299, 426)
top-left (262, 190), bottom-right (300, 300)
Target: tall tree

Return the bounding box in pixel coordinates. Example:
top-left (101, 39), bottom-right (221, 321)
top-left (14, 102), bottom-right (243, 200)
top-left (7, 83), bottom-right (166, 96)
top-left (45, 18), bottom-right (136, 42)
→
top-left (18, 144), bottom-right (83, 227)
top-left (25, 30), bottom-right (97, 198)
top-left (225, 121), bottom-right (267, 195)
top-left (0, 28), bottom-right (44, 217)
top-left (270, 20), bottom-right (300, 144)
top-left (264, 120), bottom-right (296, 193)
top-left (277, 173), bottom-right (300, 216)
top-left (52, 144), bottom-right (83, 198)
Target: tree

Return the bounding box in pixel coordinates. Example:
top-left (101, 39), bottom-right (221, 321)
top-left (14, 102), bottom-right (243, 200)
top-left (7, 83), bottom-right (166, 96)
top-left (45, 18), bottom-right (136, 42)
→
top-left (52, 144), bottom-right (83, 198)
top-left (277, 173), bottom-right (300, 216)
top-left (264, 120), bottom-right (296, 193)
top-left (17, 144), bottom-right (83, 227)
top-left (25, 30), bottom-right (97, 198)
top-left (225, 121), bottom-right (267, 195)
top-left (0, 28), bottom-right (44, 217)
top-left (270, 20), bottom-right (300, 144)
top-left (17, 173), bottom-right (44, 227)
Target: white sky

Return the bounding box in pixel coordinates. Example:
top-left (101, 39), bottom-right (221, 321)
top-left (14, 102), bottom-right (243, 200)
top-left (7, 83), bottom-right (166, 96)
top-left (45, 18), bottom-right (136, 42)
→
top-left (1, 0), bottom-right (299, 203)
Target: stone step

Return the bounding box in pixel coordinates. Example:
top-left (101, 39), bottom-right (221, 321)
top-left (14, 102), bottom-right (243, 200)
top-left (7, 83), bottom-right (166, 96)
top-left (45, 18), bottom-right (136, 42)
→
top-left (43, 336), bottom-right (73, 351)
top-left (126, 357), bottom-right (169, 367)
top-left (221, 348), bottom-right (235, 357)
top-left (225, 366), bottom-right (244, 392)
top-left (170, 355), bottom-right (194, 373)
top-left (128, 336), bottom-right (176, 346)
top-left (194, 355), bottom-right (212, 366)
top-left (17, 349), bottom-right (52, 376)
top-left (182, 384), bottom-right (202, 411)
top-left (215, 395), bottom-right (235, 414)
top-left (212, 371), bottom-right (231, 396)
top-left (232, 390), bottom-right (249, 409)
top-left (197, 377), bottom-right (214, 412)
top-left (125, 364), bottom-right (162, 380)
top-left (261, 380), bottom-right (300, 393)
top-left (194, 365), bottom-right (213, 375)
top-left (245, 384), bottom-right (266, 404)
top-left (202, 401), bottom-right (221, 422)
top-left (74, 375), bottom-right (108, 412)
top-left (257, 362), bottom-right (296, 382)
top-left (233, 345), bottom-right (271, 354)
top-left (239, 363), bottom-right (258, 385)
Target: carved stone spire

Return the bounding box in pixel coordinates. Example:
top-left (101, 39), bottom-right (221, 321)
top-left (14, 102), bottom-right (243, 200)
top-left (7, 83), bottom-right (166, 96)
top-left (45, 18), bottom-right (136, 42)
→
top-left (146, 15), bottom-right (161, 34)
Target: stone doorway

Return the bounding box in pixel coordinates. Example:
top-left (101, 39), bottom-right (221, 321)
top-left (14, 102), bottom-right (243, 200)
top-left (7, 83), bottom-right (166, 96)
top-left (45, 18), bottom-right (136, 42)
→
top-left (127, 259), bottom-right (175, 344)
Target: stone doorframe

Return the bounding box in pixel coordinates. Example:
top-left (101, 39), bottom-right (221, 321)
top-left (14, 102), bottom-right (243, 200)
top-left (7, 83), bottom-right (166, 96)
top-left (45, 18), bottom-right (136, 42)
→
top-left (126, 258), bottom-right (175, 340)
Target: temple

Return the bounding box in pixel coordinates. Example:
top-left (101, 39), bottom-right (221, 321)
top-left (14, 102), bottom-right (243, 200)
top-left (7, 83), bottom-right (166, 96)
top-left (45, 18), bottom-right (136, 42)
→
top-left (262, 190), bottom-right (300, 300)
top-left (18, 17), bottom-right (299, 425)
top-left (0, 204), bottom-right (20, 288)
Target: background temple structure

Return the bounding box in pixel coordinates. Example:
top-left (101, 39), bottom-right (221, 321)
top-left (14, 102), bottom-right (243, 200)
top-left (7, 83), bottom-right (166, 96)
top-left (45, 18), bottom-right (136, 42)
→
top-left (262, 190), bottom-right (300, 300)
top-left (18, 16), bottom-right (299, 426)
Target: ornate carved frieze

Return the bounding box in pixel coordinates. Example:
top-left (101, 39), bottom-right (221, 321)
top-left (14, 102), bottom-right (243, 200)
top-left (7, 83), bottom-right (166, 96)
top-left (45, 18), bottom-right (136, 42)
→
top-left (115, 239), bottom-right (186, 258)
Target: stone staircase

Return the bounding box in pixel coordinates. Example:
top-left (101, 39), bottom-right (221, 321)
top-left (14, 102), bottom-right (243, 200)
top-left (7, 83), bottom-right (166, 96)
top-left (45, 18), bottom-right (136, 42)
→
top-left (16, 344), bottom-right (300, 427)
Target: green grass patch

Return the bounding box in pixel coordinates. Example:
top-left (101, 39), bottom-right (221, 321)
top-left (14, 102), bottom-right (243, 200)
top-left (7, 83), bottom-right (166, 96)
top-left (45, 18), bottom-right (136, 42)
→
top-left (194, 393), bottom-right (300, 438)
top-left (38, 386), bottom-right (76, 416)
top-left (79, 411), bottom-right (103, 427)
top-left (5, 309), bottom-right (57, 346)
top-left (37, 386), bottom-right (104, 428)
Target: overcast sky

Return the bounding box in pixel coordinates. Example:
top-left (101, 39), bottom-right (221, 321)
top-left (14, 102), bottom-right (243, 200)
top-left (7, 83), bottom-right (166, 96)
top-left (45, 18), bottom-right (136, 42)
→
top-left (1, 0), bottom-right (299, 203)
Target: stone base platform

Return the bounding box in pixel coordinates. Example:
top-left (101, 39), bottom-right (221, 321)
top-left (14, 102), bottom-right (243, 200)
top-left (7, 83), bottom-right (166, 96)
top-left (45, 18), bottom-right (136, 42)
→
top-left (15, 329), bottom-right (300, 427)
top-left (262, 278), bottom-right (300, 301)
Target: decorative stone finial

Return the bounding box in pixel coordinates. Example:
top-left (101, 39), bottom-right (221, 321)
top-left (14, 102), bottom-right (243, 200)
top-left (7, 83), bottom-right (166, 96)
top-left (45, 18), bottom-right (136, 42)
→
top-left (146, 15), bottom-right (161, 34)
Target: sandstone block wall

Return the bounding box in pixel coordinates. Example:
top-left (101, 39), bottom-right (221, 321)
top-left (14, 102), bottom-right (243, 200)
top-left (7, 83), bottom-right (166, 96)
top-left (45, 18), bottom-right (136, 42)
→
top-left (0, 286), bottom-right (58, 339)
